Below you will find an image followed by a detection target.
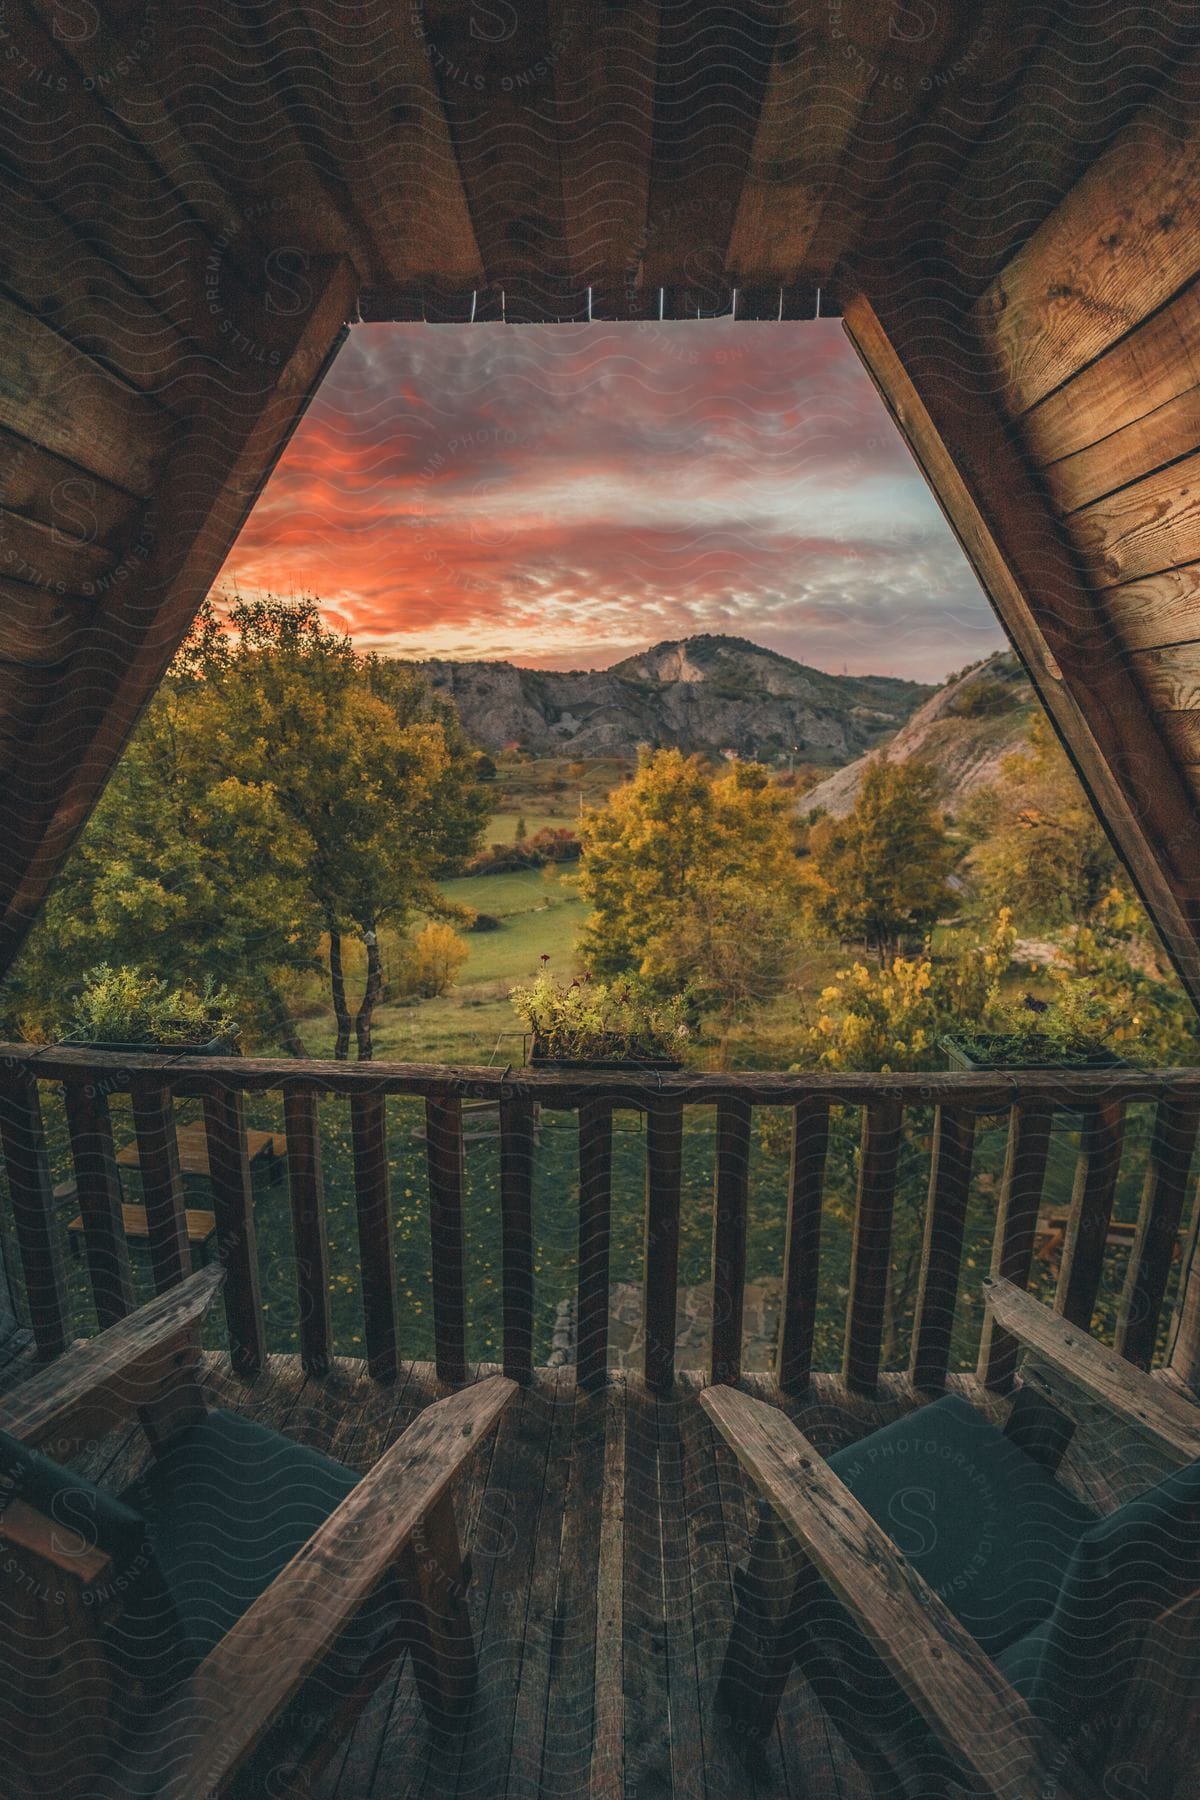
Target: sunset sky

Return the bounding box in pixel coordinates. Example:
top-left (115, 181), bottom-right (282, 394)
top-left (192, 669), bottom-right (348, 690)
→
top-left (217, 319), bottom-right (1006, 680)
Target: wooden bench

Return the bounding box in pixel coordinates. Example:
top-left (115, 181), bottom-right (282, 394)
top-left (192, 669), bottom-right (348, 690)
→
top-left (65, 1199), bottom-right (217, 1260)
top-left (115, 1120), bottom-right (285, 1184)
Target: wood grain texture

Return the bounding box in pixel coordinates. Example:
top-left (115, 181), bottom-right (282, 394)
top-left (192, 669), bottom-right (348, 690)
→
top-left (1103, 558), bottom-right (1200, 652)
top-left (1131, 642), bottom-right (1200, 711)
top-left (910, 1106), bottom-right (976, 1390)
top-left (499, 1093), bottom-right (535, 1384)
top-left (284, 1088), bottom-right (331, 1377)
top-left (1054, 1097), bottom-right (1126, 1330)
top-left (424, 1092), bottom-right (466, 1385)
top-left (350, 1091), bottom-right (397, 1382)
top-left (1040, 385), bottom-right (1200, 517)
top-left (776, 1099), bottom-right (830, 1394)
top-left (63, 1080), bottom-right (134, 1329)
top-left (843, 1095), bottom-right (902, 1396)
top-left (699, 1383), bottom-right (1099, 1799)
top-left (979, 46), bottom-right (1200, 414)
top-left (1072, 449), bottom-right (1200, 589)
top-left (711, 1093), bottom-right (752, 1385)
top-left (0, 577), bottom-right (90, 667)
top-left (642, 1095), bottom-right (682, 1392)
top-left (977, 1098), bottom-right (1056, 1391)
top-left (202, 1086), bottom-right (265, 1377)
top-left (1116, 1097), bottom-right (1200, 1368)
top-left (985, 1277), bottom-right (1200, 1464)
top-left (130, 1086), bottom-right (190, 1295)
top-left (577, 1097), bottom-right (614, 1390)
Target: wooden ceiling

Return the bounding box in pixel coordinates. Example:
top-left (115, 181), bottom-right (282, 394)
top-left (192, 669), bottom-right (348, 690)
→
top-left (1, 1), bottom-right (1200, 1009)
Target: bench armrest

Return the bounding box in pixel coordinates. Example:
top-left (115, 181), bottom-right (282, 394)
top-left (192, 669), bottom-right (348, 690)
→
top-left (984, 1278), bottom-right (1200, 1466)
top-left (700, 1384), bottom-right (1100, 1800)
top-left (127, 1373), bottom-right (517, 1799)
top-left (0, 1264), bottom-right (224, 1450)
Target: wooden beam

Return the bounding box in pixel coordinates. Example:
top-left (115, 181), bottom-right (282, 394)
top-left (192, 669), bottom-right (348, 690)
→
top-left (844, 286), bottom-right (1200, 1009)
top-left (0, 254), bottom-right (357, 976)
top-left (979, 43), bottom-right (1200, 415)
top-left (0, 579), bottom-right (89, 667)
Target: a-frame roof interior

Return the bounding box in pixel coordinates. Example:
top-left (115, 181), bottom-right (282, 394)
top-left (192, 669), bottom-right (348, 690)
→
top-left (2, 0), bottom-right (1200, 1010)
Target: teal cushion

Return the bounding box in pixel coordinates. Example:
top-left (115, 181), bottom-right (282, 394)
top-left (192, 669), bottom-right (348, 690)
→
top-left (122, 1408), bottom-right (363, 1667)
top-left (1019, 1454), bottom-right (1200, 1726)
top-left (828, 1393), bottom-right (1095, 1655)
top-left (0, 1425), bottom-right (147, 1565)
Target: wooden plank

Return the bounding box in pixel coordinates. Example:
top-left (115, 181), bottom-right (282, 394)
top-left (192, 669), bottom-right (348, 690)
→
top-left (654, 1393), bottom-right (705, 1796)
top-left (550, 0), bottom-right (658, 299)
top-left (843, 1096), bottom-right (903, 1396)
top-left (776, 1099), bottom-right (830, 1395)
top-left (0, 256), bottom-right (357, 980)
top-left (0, 1263), bottom-right (223, 1449)
top-left (642, 1095), bottom-right (682, 1393)
top-left (986, 1277), bottom-right (1200, 1465)
top-left (350, 1091), bottom-right (396, 1382)
top-left (977, 1098), bottom-right (1056, 1391)
top-left (1071, 449), bottom-right (1200, 590)
top-left (498, 1093), bottom-right (535, 1384)
top-left (1055, 1098), bottom-right (1126, 1330)
top-left (577, 1097), bottom-right (614, 1391)
top-left (1158, 709), bottom-right (1200, 763)
top-left (1116, 1098), bottom-right (1200, 1368)
top-left (619, 1377), bottom-right (670, 1798)
top-left (1104, 560), bottom-right (1200, 654)
top-left (202, 1086), bottom-right (265, 1378)
top-left (977, 39), bottom-right (1200, 413)
top-left (62, 1080), bottom-right (134, 1329)
top-left (133, 1377), bottom-right (516, 1800)
top-left (540, 1381), bottom-right (609, 1797)
top-left (699, 1385), bottom-right (1101, 1800)
top-left (424, 1092), bottom-right (467, 1386)
top-left (0, 293), bottom-right (170, 497)
top-left (0, 577), bottom-right (89, 667)
top-left (1130, 642), bottom-right (1200, 712)
top-left (588, 1377), bottom-right (626, 1799)
top-left (910, 1106), bottom-right (976, 1390)
top-left (711, 1094), bottom-right (752, 1385)
top-left (0, 1072), bottom-right (69, 1358)
top-left (0, 424), bottom-right (138, 545)
top-left (1022, 276), bottom-right (1200, 470)
top-left (0, 164), bottom-right (196, 399)
top-left (844, 288), bottom-right (1200, 1010)
top-left (130, 1086), bottom-right (189, 1295)
top-left (397, 1489), bottom-right (476, 1729)
top-left (292, 0), bottom-right (483, 288)
top-left (283, 1088), bottom-right (331, 1377)
top-left (1041, 385), bottom-right (1200, 518)
top-left (0, 509), bottom-right (117, 597)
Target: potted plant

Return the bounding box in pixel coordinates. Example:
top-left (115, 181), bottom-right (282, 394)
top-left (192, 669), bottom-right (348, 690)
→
top-left (62, 965), bottom-right (241, 1055)
top-left (943, 982), bottom-right (1129, 1072)
top-left (509, 964), bottom-right (690, 1070)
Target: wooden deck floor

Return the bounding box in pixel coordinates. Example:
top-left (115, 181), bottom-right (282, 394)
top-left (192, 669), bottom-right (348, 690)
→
top-left (3, 1350), bottom-right (1146, 1799)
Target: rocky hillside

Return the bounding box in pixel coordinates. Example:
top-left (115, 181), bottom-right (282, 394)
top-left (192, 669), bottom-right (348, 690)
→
top-left (803, 652), bottom-right (1034, 816)
top-left (414, 635), bottom-right (931, 763)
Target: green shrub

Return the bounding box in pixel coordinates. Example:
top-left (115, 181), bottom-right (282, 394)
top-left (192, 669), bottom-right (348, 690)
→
top-left (65, 965), bottom-right (240, 1047)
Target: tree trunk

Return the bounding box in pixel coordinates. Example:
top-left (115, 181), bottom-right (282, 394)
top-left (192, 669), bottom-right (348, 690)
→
top-left (354, 924), bottom-right (383, 1062)
top-left (329, 924), bottom-right (351, 1061)
top-left (258, 974), bottom-right (307, 1059)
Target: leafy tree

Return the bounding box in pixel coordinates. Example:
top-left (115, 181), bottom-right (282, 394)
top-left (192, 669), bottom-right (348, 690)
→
top-left (961, 716), bottom-right (1123, 929)
top-left (805, 759), bottom-right (957, 965)
top-left (193, 597), bottom-right (489, 1059)
top-left (577, 750), bottom-right (804, 1031)
top-left (406, 922), bottom-right (470, 998)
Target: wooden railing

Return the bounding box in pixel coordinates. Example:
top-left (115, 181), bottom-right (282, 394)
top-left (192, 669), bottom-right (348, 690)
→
top-left (1, 1046), bottom-right (1197, 1396)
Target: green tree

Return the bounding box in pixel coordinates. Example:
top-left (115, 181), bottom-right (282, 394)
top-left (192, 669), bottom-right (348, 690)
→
top-left (577, 750), bottom-right (803, 1032)
top-left (805, 759), bottom-right (957, 965)
top-left (195, 597), bottom-right (489, 1059)
top-left (961, 715), bottom-right (1123, 929)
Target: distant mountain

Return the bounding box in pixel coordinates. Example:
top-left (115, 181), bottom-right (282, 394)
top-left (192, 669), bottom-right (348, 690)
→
top-left (413, 635), bottom-right (933, 763)
top-left (803, 652), bottom-right (1035, 816)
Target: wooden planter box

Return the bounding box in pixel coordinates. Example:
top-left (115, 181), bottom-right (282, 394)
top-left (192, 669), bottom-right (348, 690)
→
top-left (527, 1036), bottom-right (681, 1073)
top-left (942, 1032), bottom-right (1127, 1073)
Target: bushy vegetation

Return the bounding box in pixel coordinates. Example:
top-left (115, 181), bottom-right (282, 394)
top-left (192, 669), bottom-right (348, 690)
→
top-left (510, 967), bottom-right (691, 1062)
top-left (64, 966), bottom-right (240, 1049)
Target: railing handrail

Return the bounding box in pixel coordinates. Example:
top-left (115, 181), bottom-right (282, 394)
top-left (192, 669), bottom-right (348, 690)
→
top-left (2, 1042), bottom-right (1197, 1397)
top-left (3, 1043), bottom-right (1198, 1106)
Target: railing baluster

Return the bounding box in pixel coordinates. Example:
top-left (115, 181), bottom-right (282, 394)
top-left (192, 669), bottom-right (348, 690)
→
top-left (350, 1091), bottom-right (397, 1381)
top-left (1116, 1097), bottom-right (1200, 1369)
top-left (63, 1080), bottom-right (134, 1327)
top-left (285, 1089), bottom-right (331, 1376)
top-left (977, 1098), bottom-right (1055, 1391)
top-left (776, 1099), bottom-right (830, 1394)
top-left (711, 1095), bottom-right (752, 1385)
top-left (425, 1093), bottom-right (467, 1385)
top-left (131, 1086), bottom-right (189, 1294)
top-left (202, 1085), bottom-right (265, 1377)
top-left (0, 1073), bottom-right (69, 1359)
top-left (843, 1095), bottom-right (903, 1396)
top-left (499, 1093), bottom-right (535, 1384)
top-left (1055, 1097), bottom-right (1126, 1329)
top-left (643, 1096), bottom-right (683, 1393)
top-left (577, 1097), bottom-right (614, 1390)
top-left (910, 1106), bottom-right (976, 1390)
